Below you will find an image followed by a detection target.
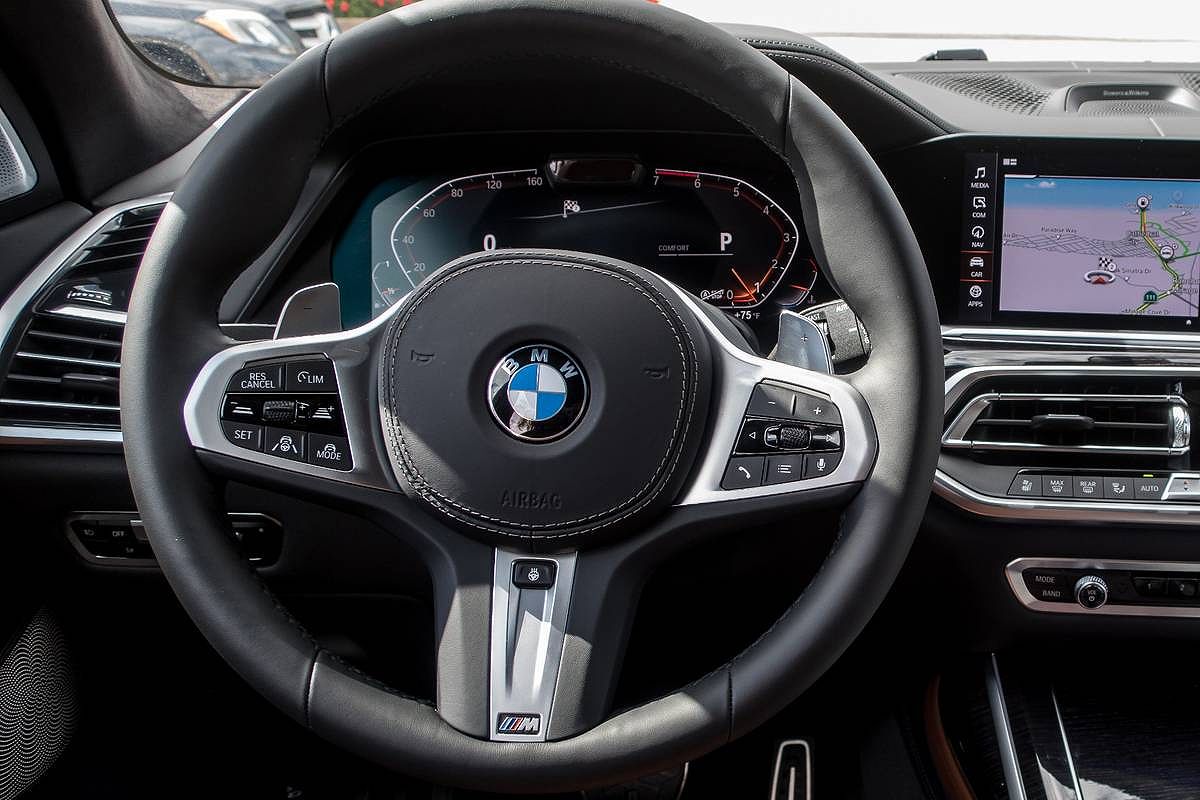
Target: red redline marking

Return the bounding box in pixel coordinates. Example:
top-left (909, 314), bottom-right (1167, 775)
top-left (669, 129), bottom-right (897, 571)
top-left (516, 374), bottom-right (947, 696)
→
top-left (654, 169), bottom-right (699, 178)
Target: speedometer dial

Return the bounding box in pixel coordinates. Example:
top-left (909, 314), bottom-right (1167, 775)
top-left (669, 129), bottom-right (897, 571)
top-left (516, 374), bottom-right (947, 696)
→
top-left (376, 165), bottom-right (806, 316)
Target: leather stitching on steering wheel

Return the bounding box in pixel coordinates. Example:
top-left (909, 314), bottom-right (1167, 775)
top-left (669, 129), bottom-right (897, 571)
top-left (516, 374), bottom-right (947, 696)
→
top-left (380, 254), bottom-right (700, 537)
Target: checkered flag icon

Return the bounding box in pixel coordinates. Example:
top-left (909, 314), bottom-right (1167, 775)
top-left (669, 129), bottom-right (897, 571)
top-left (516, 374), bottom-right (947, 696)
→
top-left (1098, 256), bottom-right (1115, 270)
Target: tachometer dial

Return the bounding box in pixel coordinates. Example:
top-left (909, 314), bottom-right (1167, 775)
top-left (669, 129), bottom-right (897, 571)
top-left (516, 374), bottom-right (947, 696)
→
top-left (377, 165), bottom-right (806, 315)
top-left (649, 169), bottom-right (799, 308)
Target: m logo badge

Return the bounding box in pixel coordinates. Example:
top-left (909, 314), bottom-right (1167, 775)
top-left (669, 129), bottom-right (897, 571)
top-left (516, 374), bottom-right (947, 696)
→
top-left (496, 713), bottom-right (541, 735)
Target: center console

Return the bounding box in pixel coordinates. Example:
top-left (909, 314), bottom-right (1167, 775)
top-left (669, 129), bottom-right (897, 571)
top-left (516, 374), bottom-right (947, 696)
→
top-left (885, 135), bottom-right (1200, 619)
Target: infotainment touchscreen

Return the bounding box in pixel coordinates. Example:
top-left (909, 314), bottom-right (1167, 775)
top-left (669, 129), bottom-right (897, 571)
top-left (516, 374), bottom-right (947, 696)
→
top-left (955, 147), bottom-right (1200, 329)
top-left (997, 176), bottom-right (1200, 319)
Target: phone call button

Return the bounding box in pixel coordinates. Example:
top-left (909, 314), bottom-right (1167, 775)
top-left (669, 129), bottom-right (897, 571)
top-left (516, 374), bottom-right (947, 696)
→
top-left (722, 456), bottom-right (765, 490)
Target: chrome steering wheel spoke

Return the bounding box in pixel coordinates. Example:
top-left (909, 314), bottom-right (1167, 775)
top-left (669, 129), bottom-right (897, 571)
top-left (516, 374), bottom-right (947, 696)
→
top-left (667, 288), bottom-right (878, 507)
top-left (183, 308), bottom-right (399, 494)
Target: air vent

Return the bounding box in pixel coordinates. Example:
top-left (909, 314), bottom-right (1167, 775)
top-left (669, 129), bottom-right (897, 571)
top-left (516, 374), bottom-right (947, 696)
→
top-left (0, 202), bottom-right (164, 433)
top-left (60, 204), bottom-right (162, 276)
top-left (944, 379), bottom-right (1190, 457)
top-left (901, 72), bottom-right (1050, 114)
top-left (0, 314), bottom-right (121, 427)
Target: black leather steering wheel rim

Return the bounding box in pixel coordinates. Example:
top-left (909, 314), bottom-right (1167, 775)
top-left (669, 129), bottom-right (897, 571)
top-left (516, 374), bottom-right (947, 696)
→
top-left (121, 0), bottom-right (942, 791)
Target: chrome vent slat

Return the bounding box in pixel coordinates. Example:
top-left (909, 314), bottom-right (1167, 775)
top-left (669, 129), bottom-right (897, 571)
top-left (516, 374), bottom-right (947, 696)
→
top-left (944, 390), bottom-right (1191, 456)
top-left (0, 398), bottom-right (120, 413)
top-left (24, 329), bottom-right (122, 349)
top-left (14, 351), bottom-right (120, 370)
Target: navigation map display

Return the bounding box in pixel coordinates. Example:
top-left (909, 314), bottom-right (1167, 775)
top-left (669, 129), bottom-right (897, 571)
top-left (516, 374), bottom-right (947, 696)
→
top-left (998, 176), bottom-right (1200, 318)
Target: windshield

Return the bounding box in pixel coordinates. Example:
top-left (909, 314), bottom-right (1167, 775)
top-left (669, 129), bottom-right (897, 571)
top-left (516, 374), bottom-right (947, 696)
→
top-left (660, 0), bottom-right (1200, 63)
top-left (110, 0), bottom-right (1200, 89)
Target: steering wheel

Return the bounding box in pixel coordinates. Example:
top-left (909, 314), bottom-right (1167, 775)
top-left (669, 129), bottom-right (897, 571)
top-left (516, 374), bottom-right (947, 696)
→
top-left (121, 0), bottom-right (941, 792)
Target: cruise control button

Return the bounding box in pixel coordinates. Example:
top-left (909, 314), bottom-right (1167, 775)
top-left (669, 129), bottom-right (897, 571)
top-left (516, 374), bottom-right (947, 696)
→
top-left (803, 450), bottom-right (842, 478)
top-left (1008, 474), bottom-right (1041, 497)
top-left (722, 457), bottom-right (764, 489)
top-left (789, 392), bottom-right (841, 426)
top-left (261, 399), bottom-right (297, 424)
top-left (221, 420), bottom-right (263, 451)
top-left (227, 364), bottom-right (283, 392)
top-left (294, 396), bottom-right (344, 433)
top-left (1074, 476), bottom-right (1103, 499)
top-left (747, 383), bottom-right (796, 419)
top-left (307, 433), bottom-right (352, 470)
top-left (1103, 476), bottom-right (1134, 500)
top-left (1042, 475), bottom-right (1073, 498)
top-left (286, 359), bottom-right (337, 392)
top-left (765, 454), bottom-right (805, 485)
top-left (264, 428), bottom-right (305, 461)
top-left (1135, 477), bottom-right (1166, 501)
top-left (223, 395), bottom-right (262, 422)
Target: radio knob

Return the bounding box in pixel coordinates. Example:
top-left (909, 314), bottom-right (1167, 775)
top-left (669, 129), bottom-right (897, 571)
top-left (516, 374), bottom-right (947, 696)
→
top-left (1074, 575), bottom-right (1108, 610)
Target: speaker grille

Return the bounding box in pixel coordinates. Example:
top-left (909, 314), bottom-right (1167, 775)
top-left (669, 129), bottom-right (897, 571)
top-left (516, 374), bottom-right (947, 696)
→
top-left (901, 71), bottom-right (1050, 114)
top-left (1078, 99), bottom-right (1199, 116)
top-left (0, 609), bottom-right (77, 799)
top-left (0, 107), bottom-right (35, 204)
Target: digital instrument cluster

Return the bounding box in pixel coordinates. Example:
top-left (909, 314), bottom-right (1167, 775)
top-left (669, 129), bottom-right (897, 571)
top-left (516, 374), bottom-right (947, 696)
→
top-left (332, 157), bottom-right (823, 338)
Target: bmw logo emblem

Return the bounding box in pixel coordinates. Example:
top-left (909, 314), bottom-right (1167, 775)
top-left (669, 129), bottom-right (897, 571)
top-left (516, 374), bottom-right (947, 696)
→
top-left (488, 344), bottom-right (588, 442)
